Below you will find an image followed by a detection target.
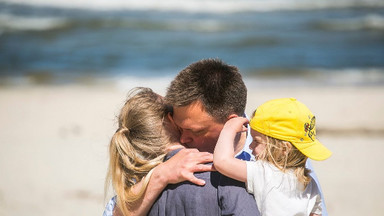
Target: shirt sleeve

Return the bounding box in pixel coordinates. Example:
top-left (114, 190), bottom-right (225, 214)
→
top-left (246, 161), bottom-right (266, 208)
top-left (311, 193), bottom-right (323, 215)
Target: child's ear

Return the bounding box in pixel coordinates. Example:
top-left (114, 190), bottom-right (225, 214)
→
top-left (282, 141), bottom-right (292, 155)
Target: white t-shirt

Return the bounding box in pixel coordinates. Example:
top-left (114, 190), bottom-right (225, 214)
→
top-left (246, 161), bottom-right (322, 216)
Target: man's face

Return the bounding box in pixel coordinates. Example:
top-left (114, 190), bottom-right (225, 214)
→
top-left (171, 100), bottom-right (224, 153)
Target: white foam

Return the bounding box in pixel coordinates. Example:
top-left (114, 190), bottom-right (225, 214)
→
top-left (109, 68), bottom-right (384, 94)
top-left (3, 0), bottom-right (384, 13)
top-left (0, 13), bottom-right (67, 31)
top-left (244, 68), bottom-right (384, 88)
top-left (311, 68), bottom-right (384, 85)
top-left (319, 14), bottom-right (384, 31)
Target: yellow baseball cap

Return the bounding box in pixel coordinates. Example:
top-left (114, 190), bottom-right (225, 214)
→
top-left (249, 98), bottom-right (332, 161)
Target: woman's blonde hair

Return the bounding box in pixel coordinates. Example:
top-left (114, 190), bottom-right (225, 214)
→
top-left (257, 136), bottom-right (311, 188)
top-left (105, 87), bottom-right (174, 216)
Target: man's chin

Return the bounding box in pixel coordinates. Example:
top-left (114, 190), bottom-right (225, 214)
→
top-left (184, 143), bottom-right (197, 149)
top-left (184, 143), bottom-right (215, 153)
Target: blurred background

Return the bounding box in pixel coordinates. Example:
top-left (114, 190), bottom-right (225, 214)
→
top-left (1, 0), bottom-right (384, 86)
top-left (0, 0), bottom-right (383, 215)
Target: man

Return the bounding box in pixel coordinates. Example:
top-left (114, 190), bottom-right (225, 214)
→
top-left (148, 59), bottom-right (258, 215)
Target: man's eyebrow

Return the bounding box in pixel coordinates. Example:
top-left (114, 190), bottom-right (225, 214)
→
top-left (188, 127), bottom-right (207, 133)
top-left (173, 118), bottom-right (206, 132)
top-left (179, 125), bottom-right (206, 132)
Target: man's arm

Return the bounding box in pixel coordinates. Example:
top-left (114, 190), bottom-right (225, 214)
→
top-left (114, 148), bottom-right (214, 216)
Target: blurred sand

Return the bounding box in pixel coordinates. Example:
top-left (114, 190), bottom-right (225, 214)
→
top-left (0, 82), bottom-right (383, 216)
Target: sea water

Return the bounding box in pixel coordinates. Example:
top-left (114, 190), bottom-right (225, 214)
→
top-left (0, 0), bottom-right (383, 87)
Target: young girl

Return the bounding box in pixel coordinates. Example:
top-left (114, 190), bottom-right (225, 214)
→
top-left (104, 87), bottom-right (184, 216)
top-left (213, 98), bottom-right (332, 216)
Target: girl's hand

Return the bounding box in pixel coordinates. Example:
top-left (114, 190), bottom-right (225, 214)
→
top-left (222, 117), bottom-right (249, 134)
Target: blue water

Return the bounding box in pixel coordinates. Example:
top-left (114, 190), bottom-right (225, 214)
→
top-left (0, 1), bottom-right (384, 86)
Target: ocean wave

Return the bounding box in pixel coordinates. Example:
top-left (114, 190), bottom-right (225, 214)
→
top-left (1, 67), bottom-right (383, 88)
top-left (312, 14), bottom-right (384, 31)
top-left (112, 68), bottom-right (384, 88)
top-left (99, 19), bottom-right (236, 32)
top-left (0, 13), bottom-right (67, 32)
top-left (0, 11), bottom-right (239, 33)
top-left (310, 68), bottom-right (384, 85)
top-left (245, 68), bottom-right (384, 87)
top-left (2, 0), bottom-right (384, 13)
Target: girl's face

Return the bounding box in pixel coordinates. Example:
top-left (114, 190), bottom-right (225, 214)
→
top-left (249, 129), bottom-right (267, 158)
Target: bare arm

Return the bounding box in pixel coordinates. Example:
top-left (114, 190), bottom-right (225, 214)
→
top-left (213, 117), bottom-right (248, 183)
top-left (310, 214), bottom-right (321, 216)
top-left (114, 148), bottom-right (214, 216)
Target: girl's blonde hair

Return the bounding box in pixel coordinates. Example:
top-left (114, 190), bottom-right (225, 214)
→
top-left (105, 87), bottom-right (174, 216)
top-left (257, 136), bottom-right (311, 188)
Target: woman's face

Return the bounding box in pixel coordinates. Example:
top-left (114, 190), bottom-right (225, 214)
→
top-left (249, 129), bottom-right (267, 158)
top-left (155, 94), bottom-right (181, 147)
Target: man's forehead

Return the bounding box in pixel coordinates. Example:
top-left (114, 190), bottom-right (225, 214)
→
top-left (172, 101), bottom-right (212, 129)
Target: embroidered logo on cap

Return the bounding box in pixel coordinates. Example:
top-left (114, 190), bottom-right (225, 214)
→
top-left (304, 116), bottom-right (316, 141)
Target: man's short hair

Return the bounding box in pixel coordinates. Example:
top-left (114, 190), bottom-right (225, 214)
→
top-left (166, 58), bottom-right (247, 123)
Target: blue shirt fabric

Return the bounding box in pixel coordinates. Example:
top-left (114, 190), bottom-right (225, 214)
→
top-left (148, 149), bottom-right (260, 216)
top-left (235, 119), bottom-right (254, 161)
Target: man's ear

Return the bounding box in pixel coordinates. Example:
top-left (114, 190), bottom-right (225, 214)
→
top-left (227, 113), bottom-right (239, 120)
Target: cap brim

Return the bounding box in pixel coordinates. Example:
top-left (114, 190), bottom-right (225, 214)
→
top-left (292, 139), bottom-right (332, 161)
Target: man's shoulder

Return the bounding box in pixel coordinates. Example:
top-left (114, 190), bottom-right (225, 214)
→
top-left (218, 175), bottom-right (260, 216)
top-left (149, 171), bottom-right (221, 216)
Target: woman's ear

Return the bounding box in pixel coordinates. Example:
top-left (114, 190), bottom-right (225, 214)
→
top-left (167, 112), bottom-right (174, 123)
top-left (164, 112), bottom-right (182, 145)
top-left (167, 112), bottom-right (179, 133)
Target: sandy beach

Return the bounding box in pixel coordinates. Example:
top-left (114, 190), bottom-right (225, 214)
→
top-left (0, 81), bottom-right (383, 216)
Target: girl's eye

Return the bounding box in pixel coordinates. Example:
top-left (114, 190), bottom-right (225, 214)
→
top-left (253, 137), bottom-right (263, 144)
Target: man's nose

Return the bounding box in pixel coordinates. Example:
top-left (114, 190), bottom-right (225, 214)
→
top-left (179, 131), bottom-right (193, 144)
